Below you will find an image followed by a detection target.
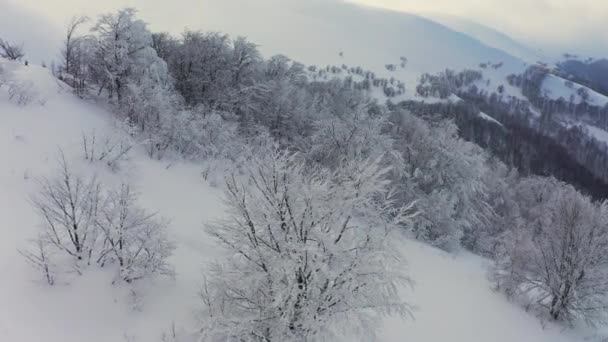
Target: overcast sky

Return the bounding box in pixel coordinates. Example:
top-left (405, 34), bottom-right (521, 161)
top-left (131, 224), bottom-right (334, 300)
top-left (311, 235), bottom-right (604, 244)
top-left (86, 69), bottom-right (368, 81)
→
top-left (1, 0), bottom-right (606, 63)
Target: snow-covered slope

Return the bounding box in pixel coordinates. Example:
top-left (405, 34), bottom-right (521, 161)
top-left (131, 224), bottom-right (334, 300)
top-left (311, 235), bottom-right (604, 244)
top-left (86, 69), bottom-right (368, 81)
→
top-left (0, 59), bottom-right (225, 341)
top-left (542, 73), bottom-right (608, 107)
top-left (0, 59), bottom-right (596, 342)
top-left (168, 0), bottom-right (526, 88)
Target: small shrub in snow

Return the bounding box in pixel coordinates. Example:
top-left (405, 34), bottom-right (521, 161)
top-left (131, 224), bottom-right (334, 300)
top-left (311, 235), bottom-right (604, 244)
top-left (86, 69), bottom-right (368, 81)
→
top-left (7, 79), bottom-right (37, 105)
top-left (96, 184), bottom-right (175, 283)
top-left (19, 235), bottom-right (57, 285)
top-left (26, 157), bottom-right (174, 284)
top-left (82, 130), bottom-right (132, 171)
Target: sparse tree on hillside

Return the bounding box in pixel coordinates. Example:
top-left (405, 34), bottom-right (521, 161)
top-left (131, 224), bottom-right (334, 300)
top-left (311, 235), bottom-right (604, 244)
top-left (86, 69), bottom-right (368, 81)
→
top-left (96, 184), bottom-right (174, 283)
top-left (30, 156), bottom-right (102, 266)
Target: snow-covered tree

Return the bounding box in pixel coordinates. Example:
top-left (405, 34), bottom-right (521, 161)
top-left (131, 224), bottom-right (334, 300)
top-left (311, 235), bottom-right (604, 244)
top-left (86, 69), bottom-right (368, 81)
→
top-left (168, 31), bottom-right (233, 106)
top-left (200, 149), bottom-right (414, 341)
top-left (462, 158), bottom-right (520, 256)
top-left (231, 36), bottom-right (262, 87)
top-left (388, 111), bottom-right (487, 250)
top-left (298, 80), bottom-right (388, 166)
top-left (87, 8), bottom-right (181, 134)
top-left (90, 8), bottom-right (155, 102)
top-left (494, 179), bottom-right (608, 324)
top-left (169, 108), bottom-right (240, 161)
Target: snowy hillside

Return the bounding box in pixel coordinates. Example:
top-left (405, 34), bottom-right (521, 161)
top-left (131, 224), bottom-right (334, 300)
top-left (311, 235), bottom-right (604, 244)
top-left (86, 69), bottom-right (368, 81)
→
top-left (153, 0), bottom-right (527, 88)
top-left (0, 57), bottom-right (597, 341)
top-left (542, 73), bottom-right (608, 107)
top-left (0, 59), bottom-right (224, 341)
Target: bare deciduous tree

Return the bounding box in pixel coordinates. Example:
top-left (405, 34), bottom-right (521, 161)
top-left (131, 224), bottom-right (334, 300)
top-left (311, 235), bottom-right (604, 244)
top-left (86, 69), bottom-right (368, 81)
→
top-left (19, 236), bottom-right (56, 285)
top-left (26, 155), bottom-right (174, 284)
top-left (96, 184), bottom-right (174, 283)
top-left (82, 130), bottom-right (132, 171)
top-left (0, 38), bottom-right (25, 60)
top-left (61, 16), bottom-right (91, 95)
top-left (62, 16), bottom-right (89, 75)
top-left (30, 155), bottom-right (101, 266)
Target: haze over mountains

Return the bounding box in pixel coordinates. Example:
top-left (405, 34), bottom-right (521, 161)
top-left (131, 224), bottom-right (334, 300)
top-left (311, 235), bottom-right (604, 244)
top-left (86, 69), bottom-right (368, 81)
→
top-left (0, 0), bottom-right (547, 71)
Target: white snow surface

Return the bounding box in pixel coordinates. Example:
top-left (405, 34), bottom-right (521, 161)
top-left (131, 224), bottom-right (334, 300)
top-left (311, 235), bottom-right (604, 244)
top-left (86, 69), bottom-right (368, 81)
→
top-left (479, 111), bottom-right (503, 126)
top-left (0, 60), bottom-right (600, 341)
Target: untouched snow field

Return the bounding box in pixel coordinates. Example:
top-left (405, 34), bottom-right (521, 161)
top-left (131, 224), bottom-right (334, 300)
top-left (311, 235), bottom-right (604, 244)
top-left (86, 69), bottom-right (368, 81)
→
top-left (0, 61), bottom-right (598, 341)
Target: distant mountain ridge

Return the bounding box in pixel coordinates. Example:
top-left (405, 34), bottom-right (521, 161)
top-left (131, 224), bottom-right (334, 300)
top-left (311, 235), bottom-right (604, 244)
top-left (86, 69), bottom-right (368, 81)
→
top-left (422, 14), bottom-right (544, 63)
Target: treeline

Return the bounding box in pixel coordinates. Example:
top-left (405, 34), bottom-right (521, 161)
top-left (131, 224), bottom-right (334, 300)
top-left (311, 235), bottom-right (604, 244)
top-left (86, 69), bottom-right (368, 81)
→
top-left (398, 99), bottom-right (608, 199)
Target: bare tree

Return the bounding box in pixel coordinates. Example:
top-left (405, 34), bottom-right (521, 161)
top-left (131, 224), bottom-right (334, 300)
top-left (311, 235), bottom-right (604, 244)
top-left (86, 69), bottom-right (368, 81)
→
top-left (0, 38), bottom-right (25, 60)
top-left (62, 16), bottom-right (89, 74)
top-left (95, 184), bottom-right (174, 283)
top-left (19, 235), bottom-right (56, 285)
top-left (61, 16), bottom-right (91, 95)
top-left (30, 155), bottom-right (101, 266)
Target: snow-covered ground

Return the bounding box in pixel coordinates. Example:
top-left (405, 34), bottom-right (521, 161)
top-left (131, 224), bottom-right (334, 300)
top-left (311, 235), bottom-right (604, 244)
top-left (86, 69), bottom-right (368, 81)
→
top-left (479, 111), bottom-right (503, 126)
top-left (542, 74), bottom-right (608, 107)
top-left (0, 60), bottom-right (600, 342)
